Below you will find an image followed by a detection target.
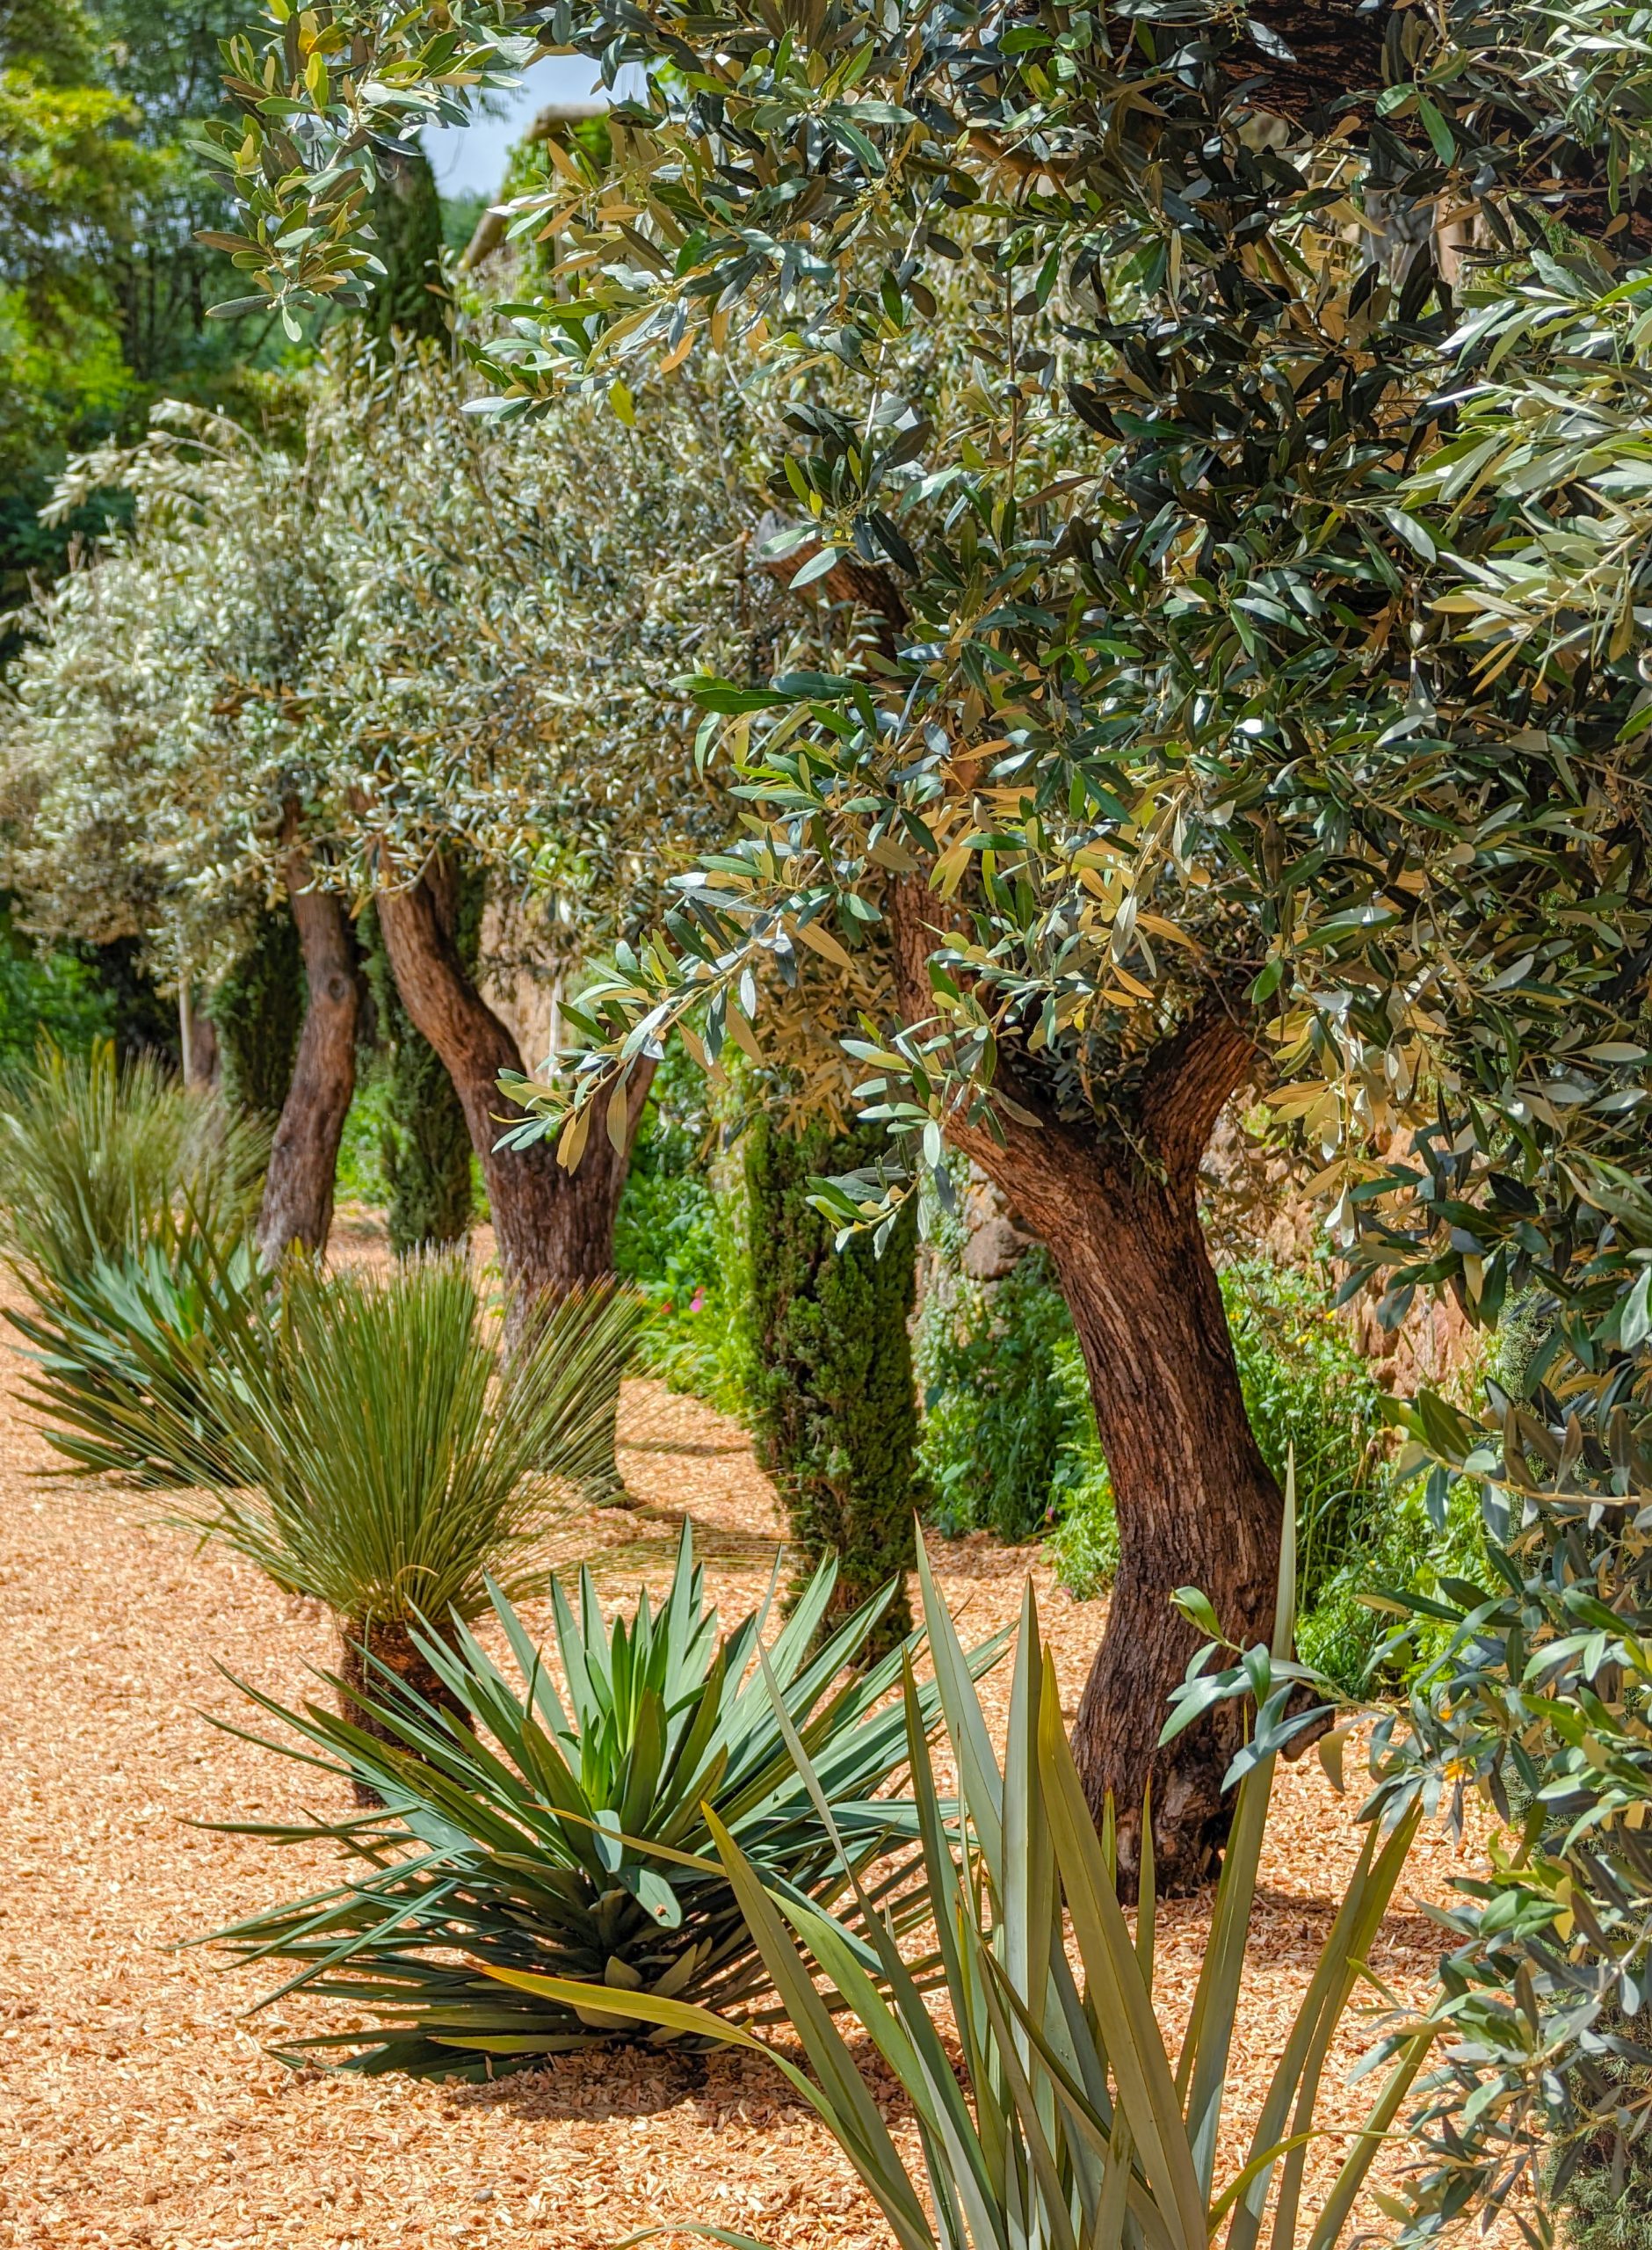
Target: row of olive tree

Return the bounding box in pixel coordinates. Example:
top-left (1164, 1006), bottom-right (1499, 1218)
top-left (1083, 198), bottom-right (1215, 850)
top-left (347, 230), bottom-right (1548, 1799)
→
top-left (205, 0), bottom-right (1652, 1889)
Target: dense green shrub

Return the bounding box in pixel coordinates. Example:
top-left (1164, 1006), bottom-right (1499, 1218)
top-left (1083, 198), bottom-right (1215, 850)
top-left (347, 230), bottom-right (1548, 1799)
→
top-left (0, 904), bottom-right (112, 1066)
top-left (1269, 1364), bottom-right (1652, 2246)
top-left (614, 1042), bottom-right (746, 1412)
top-left (917, 1249), bottom-right (1081, 1543)
top-left (205, 1528), bottom-right (1001, 2077)
top-left (208, 907), bottom-right (303, 1126)
top-left (745, 1107), bottom-right (921, 1645)
top-left (333, 1060), bottom-right (395, 1208)
top-left (359, 888), bottom-right (480, 1254)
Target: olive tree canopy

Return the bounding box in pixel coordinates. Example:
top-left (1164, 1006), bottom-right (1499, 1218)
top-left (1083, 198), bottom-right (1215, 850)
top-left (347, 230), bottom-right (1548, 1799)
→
top-left (2, 342), bottom-right (772, 1277)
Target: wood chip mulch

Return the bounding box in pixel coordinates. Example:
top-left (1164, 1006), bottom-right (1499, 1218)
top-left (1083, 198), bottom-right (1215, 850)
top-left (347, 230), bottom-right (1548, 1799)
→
top-left (0, 1243), bottom-right (1525, 2249)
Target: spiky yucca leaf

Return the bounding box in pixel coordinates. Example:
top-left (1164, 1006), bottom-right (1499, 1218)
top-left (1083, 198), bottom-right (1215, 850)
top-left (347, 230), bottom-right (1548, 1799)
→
top-left (8, 1230), bottom-right (274, 1485)
top-left (495, 1518), bottom-right (1437, 2249)
top-left (201, 1526), bottom-right (1007, 2077)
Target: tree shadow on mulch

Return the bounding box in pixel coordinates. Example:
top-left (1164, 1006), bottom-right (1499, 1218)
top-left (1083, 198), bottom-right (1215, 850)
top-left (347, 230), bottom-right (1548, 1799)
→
top-left (442, 2027), bottom-right (904, 2128)
top-left (588, 1501), bottom-right (785, 1573)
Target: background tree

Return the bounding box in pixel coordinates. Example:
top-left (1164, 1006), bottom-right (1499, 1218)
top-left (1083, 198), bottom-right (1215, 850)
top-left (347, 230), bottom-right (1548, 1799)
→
top-left (213, 0), bottom-right (1652, 1883)
top-left (2, 1), bottom-right (280, 629)
top-left (0, 396), bottom-right (361, 1261)
top-left (2, 343), bottom-right (771, 1302)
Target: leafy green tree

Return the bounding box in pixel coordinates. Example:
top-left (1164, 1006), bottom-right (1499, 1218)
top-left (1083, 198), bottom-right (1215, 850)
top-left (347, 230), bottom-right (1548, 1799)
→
top-left (1, 1), bottom-right (275, 620)
top-left (745, 1107), bottom-right (920, 1650)
top-left (3, 343), bottom-right (767, 1303)
top-left (208, 0), bottom-right (1652, 1883)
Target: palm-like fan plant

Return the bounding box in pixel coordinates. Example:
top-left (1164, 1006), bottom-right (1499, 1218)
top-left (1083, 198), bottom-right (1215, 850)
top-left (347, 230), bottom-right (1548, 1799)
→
top-left (173, 1251), bottom-right (645, 1737)
top-left (202, 1528), bottom-right (1006, 2075)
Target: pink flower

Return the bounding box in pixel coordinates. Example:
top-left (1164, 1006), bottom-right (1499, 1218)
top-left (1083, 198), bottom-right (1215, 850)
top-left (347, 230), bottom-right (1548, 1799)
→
top-left (689, 1289), bottom-right (706, 1314)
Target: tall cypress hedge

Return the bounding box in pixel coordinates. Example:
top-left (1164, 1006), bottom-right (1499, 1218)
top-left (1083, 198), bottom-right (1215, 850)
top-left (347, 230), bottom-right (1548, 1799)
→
top-left (366, 144), bottom-right (446, 346)
top-left (209, 905), bottom-right (304, 1125)
top-left (359, 867), bottom-right (482, 1255)
top-left (744, 1111), bottom-right (920, 1651)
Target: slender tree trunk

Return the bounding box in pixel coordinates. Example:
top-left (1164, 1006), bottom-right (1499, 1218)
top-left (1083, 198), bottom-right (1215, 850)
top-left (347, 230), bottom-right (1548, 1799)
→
top-left (373, 868), bottom-right (654, 1313)
top-left (256, 869), bottom-right (359, 1265)
top-left (178, 982), bottom-right (217, 1089)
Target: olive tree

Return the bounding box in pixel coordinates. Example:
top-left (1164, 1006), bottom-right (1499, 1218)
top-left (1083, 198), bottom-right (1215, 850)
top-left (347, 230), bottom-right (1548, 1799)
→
top-left (4, 347), bottom-right (766, 1297)
top-left (206, 0), bottom-right (1652, 1884)
top-left (0, 398), bottom-right (362, 1261)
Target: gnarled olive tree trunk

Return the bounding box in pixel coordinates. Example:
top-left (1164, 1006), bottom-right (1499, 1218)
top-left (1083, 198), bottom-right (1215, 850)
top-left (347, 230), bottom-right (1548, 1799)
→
top-left (771, 541), bottom-right (1285, 1892)
top-left (888, 882), bottom-right (1281, 1895)
top-left (256, 864), bottom-right (359, 1266)
top-left (373, 864), bottom-right (654, 1317)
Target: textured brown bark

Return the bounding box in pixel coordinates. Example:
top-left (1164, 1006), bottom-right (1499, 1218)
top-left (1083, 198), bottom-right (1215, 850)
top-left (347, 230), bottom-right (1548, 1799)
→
top-left (336, 1618), bottom-right (467, 1808)
top-left (887, 880), bottom-right (1280, 1894)
top-left (373, 869), bottom-right (654, 1313)
top-left (255, 869), bottom-right (359, 1266)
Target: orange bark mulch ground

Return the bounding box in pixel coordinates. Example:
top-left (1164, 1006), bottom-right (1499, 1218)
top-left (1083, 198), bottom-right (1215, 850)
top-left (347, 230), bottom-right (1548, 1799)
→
top-left (0, 1237), bottom-right (1520, 2249)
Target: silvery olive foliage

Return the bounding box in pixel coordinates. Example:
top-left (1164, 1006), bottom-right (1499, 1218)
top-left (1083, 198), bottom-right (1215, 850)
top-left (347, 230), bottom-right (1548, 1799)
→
top-left (199, 3), bottom-right (1649, 1272)
top-left (0, 396), bottom-right (325, 983)
top-left (0, 342), bottom-right (777, 982)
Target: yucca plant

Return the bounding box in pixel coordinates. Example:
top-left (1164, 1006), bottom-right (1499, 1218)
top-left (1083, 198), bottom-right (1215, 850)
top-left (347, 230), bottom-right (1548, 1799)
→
top-left (171, 1250), bottom-right (644, 1738)
top-left (0, 1036), bottom-right (267, 1288)
top-left (8, 1229), bottom-right (275, 1486)
top-left (484, 1520), bottom-right (1438, 2249)
top-left (203, 1527), bottom-right (1006, 2076)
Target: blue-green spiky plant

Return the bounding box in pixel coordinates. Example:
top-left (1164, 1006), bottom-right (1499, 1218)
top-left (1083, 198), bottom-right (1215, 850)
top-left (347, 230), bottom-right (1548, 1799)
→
top-left (204, 1525), bottom-right (1004, 2079)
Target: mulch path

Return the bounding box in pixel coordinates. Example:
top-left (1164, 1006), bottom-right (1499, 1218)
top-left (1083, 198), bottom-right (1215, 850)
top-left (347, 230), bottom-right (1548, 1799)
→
top-left (0, 1225), bottom-right (1519, 2249)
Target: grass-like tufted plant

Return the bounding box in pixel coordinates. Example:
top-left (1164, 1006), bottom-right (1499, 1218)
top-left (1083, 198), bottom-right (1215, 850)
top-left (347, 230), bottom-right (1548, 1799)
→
top-left (0, 1036), bottom-right (267, 1288)
top-left (0, 1036), bottom-right (274, 1487)
top-left (203, 1528), bottom-right (1004, 2077)
top-left (172, 1250), bottom-right (644, 1744)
